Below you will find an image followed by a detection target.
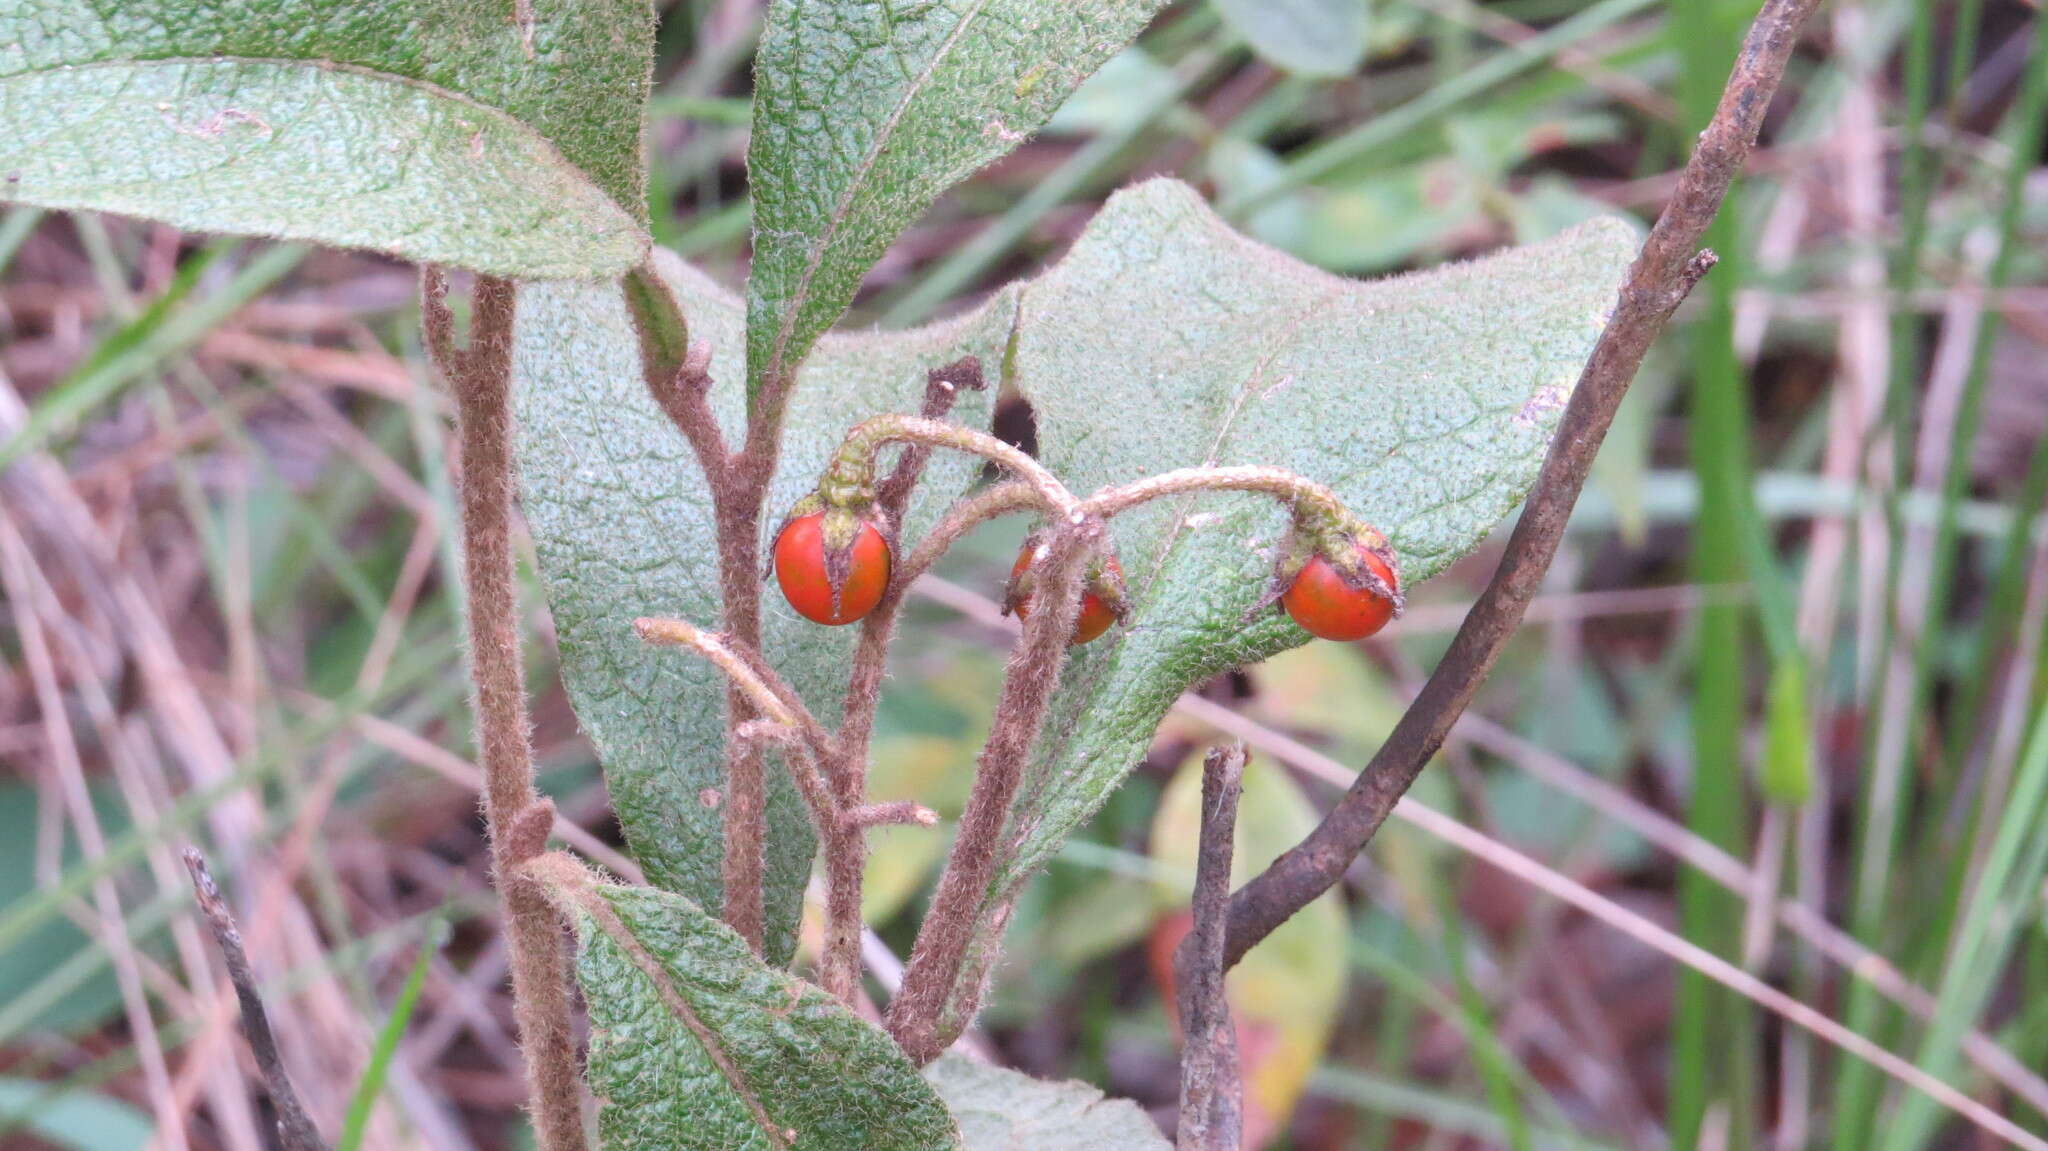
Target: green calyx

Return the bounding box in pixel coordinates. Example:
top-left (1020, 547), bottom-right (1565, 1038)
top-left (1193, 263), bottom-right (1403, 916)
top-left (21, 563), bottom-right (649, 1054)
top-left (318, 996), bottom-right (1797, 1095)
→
top-left (819, 418), bottom-right (899, 509)
top-left (1258, 499), bottom-right (1404, 618)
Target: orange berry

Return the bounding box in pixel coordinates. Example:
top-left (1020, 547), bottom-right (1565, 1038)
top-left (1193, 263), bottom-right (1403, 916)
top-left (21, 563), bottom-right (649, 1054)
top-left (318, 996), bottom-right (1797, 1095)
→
top-left (773, 511), bottom-right (890, 625)
top-left (1008, 545), bottom-right (1121, 645)
top-left (1282, 546), bottom-right (1396, 641)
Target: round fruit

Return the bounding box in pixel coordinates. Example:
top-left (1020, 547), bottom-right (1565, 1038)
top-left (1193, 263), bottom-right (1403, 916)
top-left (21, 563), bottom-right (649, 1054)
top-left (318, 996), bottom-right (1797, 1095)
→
top-left (774, 511), bottom-right (890, 625)
top-left (1282, 546), bottom-right (1397, 641)
top-left (1009, 545), bottom-right (1121, 645)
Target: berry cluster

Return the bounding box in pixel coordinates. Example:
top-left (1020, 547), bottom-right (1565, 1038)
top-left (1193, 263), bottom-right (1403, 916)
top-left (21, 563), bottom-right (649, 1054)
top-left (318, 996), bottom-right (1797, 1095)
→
top-left (767, 415), bottom-right (1404, 645)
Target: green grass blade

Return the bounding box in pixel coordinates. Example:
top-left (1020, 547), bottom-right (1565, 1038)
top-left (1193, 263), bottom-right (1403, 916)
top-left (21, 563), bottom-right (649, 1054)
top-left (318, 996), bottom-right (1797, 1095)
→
top-left (0, 241), bottom-right (305, 469)
top-left (335, 916), bottom-right (447, 1151)
top-left (1220, 0), bottom-right (1659, 220)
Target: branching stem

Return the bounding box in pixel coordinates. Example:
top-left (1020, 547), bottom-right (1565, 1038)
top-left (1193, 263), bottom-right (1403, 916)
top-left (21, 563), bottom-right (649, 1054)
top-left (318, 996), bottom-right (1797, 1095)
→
top-left (633, 618), bottom-right (833, 762)
top-left (811, 362), bottom-right (987, 1001)
top-left (887, 517), bottom-right (1106, 1061)
top-left (1217, 0), bottom-right (1819, 969)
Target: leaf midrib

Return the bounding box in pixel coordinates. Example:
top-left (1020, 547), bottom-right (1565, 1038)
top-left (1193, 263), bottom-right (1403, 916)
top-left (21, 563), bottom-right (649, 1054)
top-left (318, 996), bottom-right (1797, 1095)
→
top-left (756, 0), bottom-right (997, 387)
top-left (579, 888), bottom-right (790, 1149)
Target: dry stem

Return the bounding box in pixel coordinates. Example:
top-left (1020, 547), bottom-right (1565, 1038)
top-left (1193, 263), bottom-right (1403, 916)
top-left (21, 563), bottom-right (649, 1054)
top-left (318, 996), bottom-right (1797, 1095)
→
top-left (1174, 747), bottom-right (1245, 1151)
top-left (181, 849), bottom-right (328, 1151)
top-left (422, 269), bottom-right (589, 1151)
top-left (1218, 0), bottom-right (1819, 969)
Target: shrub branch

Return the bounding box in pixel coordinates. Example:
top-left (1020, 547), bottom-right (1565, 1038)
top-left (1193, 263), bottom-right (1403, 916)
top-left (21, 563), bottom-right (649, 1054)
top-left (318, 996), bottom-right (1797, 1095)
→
top-left (182, 849), bottom-right (328, 1151)
top-left (1218, 0), bottom-right (1819, 970)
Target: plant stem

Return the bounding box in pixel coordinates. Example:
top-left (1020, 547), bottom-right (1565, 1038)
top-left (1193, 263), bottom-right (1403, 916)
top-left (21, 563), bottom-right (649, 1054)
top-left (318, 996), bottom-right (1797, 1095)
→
top-left (423, 270), bottom-right (590, 1151)
top-left (887, 517), bottom-right (1105, 1061)
top-left (181, 849), bottom-right (328, 1151)
top-left (642, 317), bottom-right (780, 953)
top-left (1174, 746), bottom-right (1246, 1151)
top-left (890, 482), bottom-right (1048, 596)
top-left (1216, 0), bottom-right (1822, 970)
top-left (823, 414), bottom-right (1075, 514)
top-left (634, 618), bottom-right (838, 793)
top-left (1079, 464), bottom-right (1346, 522)
top-left (816, 361), bottom-right (986, 1003)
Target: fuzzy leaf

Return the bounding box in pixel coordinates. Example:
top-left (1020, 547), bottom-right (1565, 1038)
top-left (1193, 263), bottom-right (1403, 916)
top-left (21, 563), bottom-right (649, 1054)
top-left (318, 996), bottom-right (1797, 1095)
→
top-left (512, 252), bottom-right (1009, 964)
top-left (744, 0), bottom-right (1163, 394)
top-left (0, 0), bottom-right (652, 277)
top-left (923, 1055), bottom-right (1169, 1150)
top-left (983, 177), bottom-right (1636, 942)
top-left (536, 862), bottom-right (961, 1150)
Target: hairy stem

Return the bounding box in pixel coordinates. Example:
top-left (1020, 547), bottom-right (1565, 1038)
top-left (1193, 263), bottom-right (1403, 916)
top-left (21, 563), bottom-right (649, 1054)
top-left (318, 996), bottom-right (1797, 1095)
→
top-left (1079, 464), bottom-right (1345, 522)
top-left (642, 329), bottom-right (778, 951)
top-left (887, 517), bottom-right (1105, 1062)
top-left (424, 269), bottom-right (589, 1151)
top-left (816, 361), bottom-right (986, 1003)
top-left (823, 414), bottom-right (1075, 514)
top-left (1218, 0), bottom-right (1817, 969)
top-left (634, 617), bottom-right (837, 781)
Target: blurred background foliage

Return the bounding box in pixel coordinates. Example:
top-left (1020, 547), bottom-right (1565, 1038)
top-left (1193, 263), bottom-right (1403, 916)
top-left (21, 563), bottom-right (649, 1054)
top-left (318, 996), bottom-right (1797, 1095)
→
top-left (3, 0), bottom-right (2048, 1147)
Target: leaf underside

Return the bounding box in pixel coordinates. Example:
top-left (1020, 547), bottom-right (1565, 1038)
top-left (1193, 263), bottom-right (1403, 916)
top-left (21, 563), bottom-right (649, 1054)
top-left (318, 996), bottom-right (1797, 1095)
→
top-left (513, 253), bottom-right (1010, 963)
top-left (744, 0), bottom-right (1165, 394)
top-left (554, 874), bottom-right (960, 1150)
top-left (0, 0), bottom-right (653, 277)
top-left (519, 176), bottom-right (1632, 985)
top-left (972, 179), bottom-right (1637, 967)
top-left (924, 1054), bottom-right (1171, 1150)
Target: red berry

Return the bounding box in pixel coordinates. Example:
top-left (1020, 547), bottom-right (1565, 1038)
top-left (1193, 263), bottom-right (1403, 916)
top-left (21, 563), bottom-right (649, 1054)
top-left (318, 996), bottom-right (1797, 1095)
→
top-left (1009, 545), bottom-right (1121, 645)
top-left (774, 511), bottom-right (890, 625)
top-left (1282, 546), bottom-right (1396, 641)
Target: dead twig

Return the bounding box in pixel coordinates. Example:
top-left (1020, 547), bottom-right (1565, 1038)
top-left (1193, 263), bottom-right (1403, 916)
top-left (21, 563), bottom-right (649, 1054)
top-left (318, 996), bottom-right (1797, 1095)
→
top-left (1219, 0), bottom-right (1823, 969)
top-left (181, 849), bottom-right (329, 1151)
top-left (1175, 745), bottom-right (1246, 1151)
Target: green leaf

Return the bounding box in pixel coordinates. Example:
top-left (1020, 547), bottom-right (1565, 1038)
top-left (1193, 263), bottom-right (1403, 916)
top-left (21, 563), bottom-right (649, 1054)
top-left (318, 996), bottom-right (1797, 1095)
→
top-left (987, 177), bottom-right (1635, 946)
top-left (923, 1055), bottom-right (1169, 1150)
top-left (744, 0), bottom-right (1164, 395)
top-left (512, 252), bottom-right (1009, 964)
top-left (535, 860), bottom-right (961, 1151)
top-left (1212, 0), bottom-right (1370, 77)
top-left (0, 0), bottom-right (653, 277)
